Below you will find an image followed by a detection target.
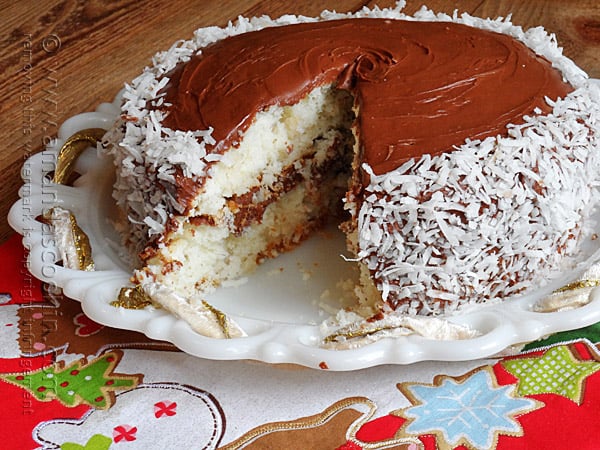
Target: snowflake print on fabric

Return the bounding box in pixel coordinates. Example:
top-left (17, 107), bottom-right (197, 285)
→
top-left (395, 367), bottom-right (543, 450)
top-left (502, 345), bottom-right (600, 404)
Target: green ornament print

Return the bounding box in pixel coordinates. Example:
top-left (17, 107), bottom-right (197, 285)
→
top-left (1, 349), bottom-right (141, 409)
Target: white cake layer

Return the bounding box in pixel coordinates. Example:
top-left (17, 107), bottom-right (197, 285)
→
top-left (138, 173), bottom-right (350, 296)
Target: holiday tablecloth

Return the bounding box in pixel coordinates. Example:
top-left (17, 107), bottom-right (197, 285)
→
top-left (2, 234), bottom-right (600, 450)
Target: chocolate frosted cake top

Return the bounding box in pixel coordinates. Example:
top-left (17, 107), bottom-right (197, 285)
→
top-left (162, 18), bottom-right (571, 174)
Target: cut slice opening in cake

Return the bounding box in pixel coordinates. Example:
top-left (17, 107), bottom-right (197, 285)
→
top-left (138, 85), bottom-right (360, 299)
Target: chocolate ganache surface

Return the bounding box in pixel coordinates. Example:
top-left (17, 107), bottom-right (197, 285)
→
top-left (161, 18), bottom-right (572, 175)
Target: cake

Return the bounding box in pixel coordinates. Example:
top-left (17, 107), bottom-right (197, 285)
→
top-left (101, 4), bottom-right (600, 338)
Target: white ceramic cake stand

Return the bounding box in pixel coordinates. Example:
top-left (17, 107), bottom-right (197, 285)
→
top-left (8, 87), bottom-right (600, 370)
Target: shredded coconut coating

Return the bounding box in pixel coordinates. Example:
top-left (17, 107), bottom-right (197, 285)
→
top-left (101, 1), bottom-right (600, 315)
top-left (359, 87), bottom-right (600, 314)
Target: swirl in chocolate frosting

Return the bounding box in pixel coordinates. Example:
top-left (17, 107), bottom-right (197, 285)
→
top-left (161, 18), bottom-right (572, 175)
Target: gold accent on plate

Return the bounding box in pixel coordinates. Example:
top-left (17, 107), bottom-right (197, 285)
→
top-left (67, 212), bottom-right (95, 271)
top-left (42, 207), bottom-right (95, 271)
top-left (202, 300), bottom-right (232, 339)
top-left (112, 285), bottom-right (154, 310)
top-left (533, 276), bottom-right (600, 312)
top-left (554, 279), bottom-right (600, 293)
top-left (53, 128), bottom-right (106, 184)
top-left (323, 324), bottom-right (397, 344)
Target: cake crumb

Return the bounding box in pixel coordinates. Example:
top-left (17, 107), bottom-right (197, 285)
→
top-left (267, 267), bottom-right (285, 276)
top-left (296, 262), bottom-right (313, 281)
